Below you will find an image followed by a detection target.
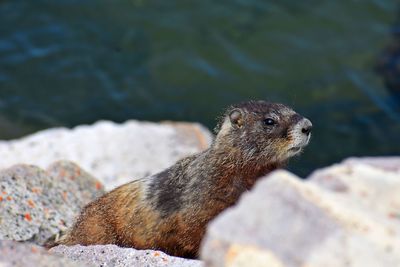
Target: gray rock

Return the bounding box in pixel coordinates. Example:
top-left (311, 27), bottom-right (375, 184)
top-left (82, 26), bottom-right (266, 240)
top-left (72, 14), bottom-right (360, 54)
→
top-left (0, 161), bottom-right (104, 245)
top-left (0, 120), bottom-right (213, 190)
top-left (201, 164), bottom-right (400, 267)
top-left (0, 240), bottom-right (90, 267)
top-left (50, 244), bottom-right (204, 267)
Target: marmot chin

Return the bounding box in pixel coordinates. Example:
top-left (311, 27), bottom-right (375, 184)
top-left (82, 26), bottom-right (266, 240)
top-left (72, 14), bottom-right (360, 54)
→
top-left (55, 100), bottom-right (312, 258)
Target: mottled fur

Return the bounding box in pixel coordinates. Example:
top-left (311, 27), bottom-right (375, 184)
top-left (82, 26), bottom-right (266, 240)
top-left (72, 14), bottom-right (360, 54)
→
top-left (56, 100), bottom-right (312, 258)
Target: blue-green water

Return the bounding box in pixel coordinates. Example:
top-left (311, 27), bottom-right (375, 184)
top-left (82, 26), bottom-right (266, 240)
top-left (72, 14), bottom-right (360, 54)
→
top-left (0, 0), bottom-right (400, 176)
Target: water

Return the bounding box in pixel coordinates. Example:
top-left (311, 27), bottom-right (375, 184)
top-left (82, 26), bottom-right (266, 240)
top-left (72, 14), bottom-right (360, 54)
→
top-left (0, 0), bottom-right (399, 176)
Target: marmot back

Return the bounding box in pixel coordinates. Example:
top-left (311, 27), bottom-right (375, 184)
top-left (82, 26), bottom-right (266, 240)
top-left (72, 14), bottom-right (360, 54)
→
top-left (56, 100), bottom-right (312, 258)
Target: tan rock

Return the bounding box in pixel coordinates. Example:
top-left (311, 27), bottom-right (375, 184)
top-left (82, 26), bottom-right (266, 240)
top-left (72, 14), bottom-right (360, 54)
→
top-left (0, 120), bottom-right (213, 190)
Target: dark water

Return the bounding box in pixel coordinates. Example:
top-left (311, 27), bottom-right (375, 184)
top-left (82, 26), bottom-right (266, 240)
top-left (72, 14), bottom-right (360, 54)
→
top-left (0, 0), bottom-right (400, 176)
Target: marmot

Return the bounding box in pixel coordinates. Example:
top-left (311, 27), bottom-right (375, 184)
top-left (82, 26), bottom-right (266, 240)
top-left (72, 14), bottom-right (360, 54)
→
top-left (55, 100), bottom-right (312, 258)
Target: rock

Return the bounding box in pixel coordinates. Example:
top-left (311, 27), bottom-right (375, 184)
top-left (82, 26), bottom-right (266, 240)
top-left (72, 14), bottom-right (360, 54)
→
top-left (0, 161), bottom-right (104, 245)
top-left (0, 120), bottom-right (213, 190)
top-left (0, 240), bottom-right (90, 267)
top-left (343, 156), bottom-right (400, 173)
top-left (50, 244), bottom-right (204, 267)
top-left (309, 157), bottom-right (400, 234)
top-left (200, 163), bottom-right (400, 267)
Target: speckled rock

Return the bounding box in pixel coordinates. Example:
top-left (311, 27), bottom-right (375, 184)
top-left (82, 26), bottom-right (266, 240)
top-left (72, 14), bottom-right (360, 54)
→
top-left (50, 244), bottom-right (204, 267)
top-left (0, 120), bottom-right (213, 190)
top-left (201, 159), bottom-right (400, 267)
top-left (0, 240), bottom-right (90, 267)
top-left (0, 161), bottom-right (104, 245)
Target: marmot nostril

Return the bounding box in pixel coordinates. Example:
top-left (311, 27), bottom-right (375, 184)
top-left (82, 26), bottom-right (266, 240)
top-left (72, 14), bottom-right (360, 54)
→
top-left (299, 118), bottom-right (312, 136)
top-left (301, 124), bottom-right (312, 135)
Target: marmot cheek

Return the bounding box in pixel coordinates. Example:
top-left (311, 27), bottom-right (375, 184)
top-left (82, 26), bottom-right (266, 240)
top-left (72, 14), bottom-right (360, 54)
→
top-left (271, 140), bottom-right (291, 158)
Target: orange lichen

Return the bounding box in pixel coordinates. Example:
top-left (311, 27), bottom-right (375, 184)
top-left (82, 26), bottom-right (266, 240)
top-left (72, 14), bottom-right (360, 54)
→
top-left (24, 213), bottom-right (32, 222)
top-left (27, 199), bottom-right (35, 208)
top-left (2, 191), bottom-right (7, 195)
top-left (153, 251), bottom-right (160, 257)
top-left (95, 182), bottom-right (102, 190)
top-left (62, 191), bottom-right (68, 201)
top-left (59, 169), bottom-right (66, 178)
top-left (43, 208), bottom-right (50, 219)
top-left (31, 187), bottom-right (42, 194)
top-left (0, 196), bottom-right (3, 202)
top-left (388, 212), bottom-right (400, 219)
top-left (31, 247), bottom-right (38, 253)
top-left (359, 190), bottom-right (368, 197)
top-left (6, 196), bottom-right (12, 201)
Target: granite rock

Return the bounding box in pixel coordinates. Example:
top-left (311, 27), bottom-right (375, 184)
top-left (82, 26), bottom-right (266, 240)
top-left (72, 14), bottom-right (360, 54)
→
top-left (200, 158), bottom-right (400, 267)
top-left (0, 161), bottom-right (104, 245)
top-left (0, 120), bottom-right (213, 190)
top-left (0, 240), bottom-right (90, 267)
top-left (50, 244), bottom-right (204, 267)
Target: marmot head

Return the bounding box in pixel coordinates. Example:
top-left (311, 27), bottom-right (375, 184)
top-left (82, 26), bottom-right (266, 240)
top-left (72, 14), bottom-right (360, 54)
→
top-left (215, 100), bottom-right (312, 164)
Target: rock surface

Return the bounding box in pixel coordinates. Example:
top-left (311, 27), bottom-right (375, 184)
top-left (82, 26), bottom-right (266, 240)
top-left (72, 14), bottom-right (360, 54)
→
top-left (51, 244), bottom-right (204, 267)
top-left (0, 240), bottom-right (90, 267)
top-left (200, 157), bottom-right (400, 267)
top-left (0, 120), bottom-right (213, 190)
top-left (0, 161), bottom-right (104, 245)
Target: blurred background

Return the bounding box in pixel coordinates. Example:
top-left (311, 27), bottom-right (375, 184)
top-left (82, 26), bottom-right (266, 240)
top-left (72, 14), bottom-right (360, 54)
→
top-left (0, 0), bottom-right (399, 177)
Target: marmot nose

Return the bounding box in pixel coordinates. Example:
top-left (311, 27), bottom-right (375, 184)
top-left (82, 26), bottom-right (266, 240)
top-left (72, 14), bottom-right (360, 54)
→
top-left (300, 119), bottom-right (312, 136)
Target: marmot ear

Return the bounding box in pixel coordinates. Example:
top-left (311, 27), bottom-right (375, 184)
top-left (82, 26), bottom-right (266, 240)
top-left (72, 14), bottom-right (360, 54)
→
top-left (229, 109), bottom-right (244, 128)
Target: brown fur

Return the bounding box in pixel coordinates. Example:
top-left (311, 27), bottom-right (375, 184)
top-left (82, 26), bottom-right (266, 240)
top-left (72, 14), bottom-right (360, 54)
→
top-left (55, 100), bottom-right (312, 258)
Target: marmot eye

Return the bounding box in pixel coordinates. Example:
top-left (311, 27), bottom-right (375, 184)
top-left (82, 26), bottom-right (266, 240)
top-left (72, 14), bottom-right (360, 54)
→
top-left (263, 118), bottom-right (275, 126)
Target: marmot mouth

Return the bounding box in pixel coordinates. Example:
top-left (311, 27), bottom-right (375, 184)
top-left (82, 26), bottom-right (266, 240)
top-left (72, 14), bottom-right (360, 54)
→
top-left (289, 147), bottom-right (302, 153)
